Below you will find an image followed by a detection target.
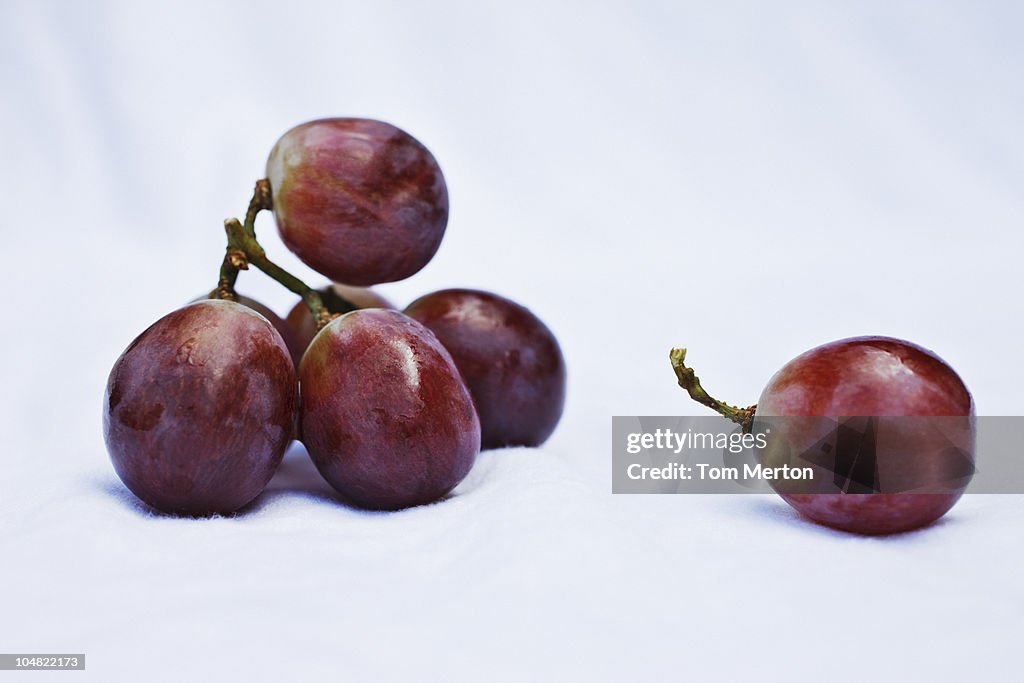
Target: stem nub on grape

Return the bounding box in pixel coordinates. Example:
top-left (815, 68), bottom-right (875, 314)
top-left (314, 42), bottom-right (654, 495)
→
top-left (285, 284), bottom-right (395, 357)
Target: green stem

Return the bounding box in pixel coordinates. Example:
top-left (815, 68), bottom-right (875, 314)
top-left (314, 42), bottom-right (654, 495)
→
top-left (214, 179), bottom-right (335, 329)
top-left (669, 348), bottom-right (756, 433)
top-left (244, 178), bottom-right (273, 233)
top-left (213, 253), bottom-right (241, 301)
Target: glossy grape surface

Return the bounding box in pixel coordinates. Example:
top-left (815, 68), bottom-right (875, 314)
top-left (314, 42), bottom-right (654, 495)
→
top-left (198, 292), bottom-right (303, 367)
top-left (300, 309), bottom-right (479, 509)
top-left (103, 300), bottom-right (297, 515)
top-left (754, 336), bottom-right (975, 534)
top-left (405, 289), bottom-right (566, 449)
top-left (266, 118), bottom-right (448, 286)
top-left (285, 284), bottom-right (394, 355)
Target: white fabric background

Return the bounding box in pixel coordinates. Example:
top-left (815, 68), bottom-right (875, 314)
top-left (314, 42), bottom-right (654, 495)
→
top-left (2, 1), bottom-right (1022, 680)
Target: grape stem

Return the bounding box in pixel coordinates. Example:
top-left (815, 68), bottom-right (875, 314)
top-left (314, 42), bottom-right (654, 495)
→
top-left (213, 179), bottom-right (340, 330)
top-left (669, 348), bottom-right (756, 433)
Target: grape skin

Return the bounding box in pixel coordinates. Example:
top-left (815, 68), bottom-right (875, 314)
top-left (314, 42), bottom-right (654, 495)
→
top-left (405, 289), bottom-right (566, 449)
top-left (266, 118), bottom-right (448, 286)
top-left (299, 309), bottom-right (480, 509)
top-left (753, 336), bottom-right (975, 534)
top-left (197, 291), bottom-right (304, 367)
top-left (103, 300), bottom-right (297, 516)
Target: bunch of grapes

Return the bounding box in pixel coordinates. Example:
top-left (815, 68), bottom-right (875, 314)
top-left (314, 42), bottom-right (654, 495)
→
top-left (103, 118), bottom-right (567, 516)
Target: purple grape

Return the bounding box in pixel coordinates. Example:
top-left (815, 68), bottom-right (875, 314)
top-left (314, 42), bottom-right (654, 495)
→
top-left (266, 118), bottom-right (448, 286)
top-left (754, 336), bottom-right (975, 534)
top-left (103, 300), bottom-right (297, 515)
top-left (404, 289), bottom-right (566, 449)
top-left (300, 309), bottom-right (479, 509)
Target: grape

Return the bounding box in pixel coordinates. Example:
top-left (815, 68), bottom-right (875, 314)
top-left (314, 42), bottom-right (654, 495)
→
top-left (285, 284), bottom-right (395, 355)
top-left (404, 289), bottom-right (566, 449)
top-left (300, 309), bottom-right (479, 509)
top-left (103, 300), bottom-right (297, 515)
top-left (753, 336), bottom-right (975, 534)
top-left (198, 291), bottom-right (303, 366)
top-left (266, 118), bottom-right (448, 286)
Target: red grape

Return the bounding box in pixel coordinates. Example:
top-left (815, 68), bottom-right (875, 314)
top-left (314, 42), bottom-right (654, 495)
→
top-left (300, 309), bottom-right (479, 509)
top-left (285, 284), bottom-right (395, 356)
top-left (103, 300), bottom-right (298, 515)
top-left (404, 289), bottom-right (566, 449)
top-left (266, 118), bottom-right (448, 286)
top-left (754, 336), bottom-right (975, 534)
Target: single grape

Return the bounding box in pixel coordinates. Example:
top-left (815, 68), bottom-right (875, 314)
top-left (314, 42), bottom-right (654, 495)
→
top-left (404, 289), bottom-right (566, 449)
top-left (300, 309), bottom-right (480, 509)
top-left (103, 300), bottom-right (297, 515)
top-left (285, 284), bottom-right (395, 355)
top-left (197, 291), bottom-right (304, 366)
top-left (266, 118), bottom-right (448, 286)
top-left (753, 336), bottom-right (975, 534)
